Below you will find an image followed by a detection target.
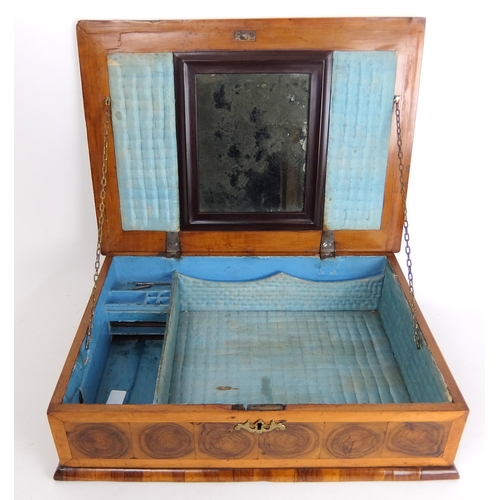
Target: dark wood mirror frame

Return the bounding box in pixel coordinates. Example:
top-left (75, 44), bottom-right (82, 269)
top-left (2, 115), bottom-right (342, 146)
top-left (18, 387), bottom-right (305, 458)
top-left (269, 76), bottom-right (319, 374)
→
top-left (174, 51), bottom-right (332, 231)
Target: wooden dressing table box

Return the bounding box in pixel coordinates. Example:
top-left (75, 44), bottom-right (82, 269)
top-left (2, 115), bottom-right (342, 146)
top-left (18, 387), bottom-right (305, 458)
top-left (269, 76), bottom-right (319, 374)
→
top-left (47, 17), bottom-right (468, 482)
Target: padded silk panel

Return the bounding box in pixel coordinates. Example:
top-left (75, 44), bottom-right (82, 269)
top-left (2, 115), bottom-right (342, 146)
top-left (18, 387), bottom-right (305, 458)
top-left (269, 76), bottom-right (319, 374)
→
top-left (379, 266), bottom-right (451, 403)
top-left (167, 310), bottom-right (410, 405)
top-left (108, 255), bottom-right (387, 283)
top-left (108, 53), bottom-right (180, 231)
top-left (160, 272), bottom-right (409, 405)
top-left (324, 51), bottom-right (397, 230)
top-left (177, 272), bottom-right (384, 312)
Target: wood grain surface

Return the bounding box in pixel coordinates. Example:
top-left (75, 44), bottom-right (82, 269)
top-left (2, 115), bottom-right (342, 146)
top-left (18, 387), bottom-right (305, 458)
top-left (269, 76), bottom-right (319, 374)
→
top-left (54, 465), bottom-right (460, 482)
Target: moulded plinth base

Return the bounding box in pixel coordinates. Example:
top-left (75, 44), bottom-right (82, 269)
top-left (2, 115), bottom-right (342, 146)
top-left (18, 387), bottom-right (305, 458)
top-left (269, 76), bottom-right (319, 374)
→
top-left (54, 464), bottom-right (459, 482)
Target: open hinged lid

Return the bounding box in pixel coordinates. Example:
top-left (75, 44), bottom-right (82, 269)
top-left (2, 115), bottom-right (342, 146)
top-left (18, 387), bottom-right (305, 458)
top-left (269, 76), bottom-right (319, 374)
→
top-left (76, 18), bottom-right (425, 256)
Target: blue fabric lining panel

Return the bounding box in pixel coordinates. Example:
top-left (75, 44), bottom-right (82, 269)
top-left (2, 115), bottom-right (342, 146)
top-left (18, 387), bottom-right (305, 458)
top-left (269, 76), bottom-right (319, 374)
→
top-left (167, 310), bottom-right (410, 405)
top-left (63, 319), bottom-right (111, 404)
top-left (94, 337), bottom-right (164, 404)
top-left (105, 284), bottom-right (171, 323)
top-left (379, 265), bottom-right (451, 403)
top-left (108, 53), bottom-right (180, 232)
top-left (110, 255), bottom-right (388, 283)
top-left (63, 263), bottom-right (120, 403)
top-left (177, 272), bottom-right (384, 312)
top-left (324, 51), bottom-right (397, 230)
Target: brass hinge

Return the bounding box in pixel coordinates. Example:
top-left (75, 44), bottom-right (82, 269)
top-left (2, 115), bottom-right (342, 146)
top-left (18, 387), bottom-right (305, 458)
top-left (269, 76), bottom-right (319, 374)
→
top-left (166, 232), bottom-right (181, 258)
top-left (320, 230), bottom-right (335, 259)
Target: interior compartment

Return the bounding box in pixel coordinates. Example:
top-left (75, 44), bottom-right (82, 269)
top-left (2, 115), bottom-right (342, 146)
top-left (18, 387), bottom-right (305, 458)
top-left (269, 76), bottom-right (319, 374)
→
top-left (63, 256), bottom-right (450, 406)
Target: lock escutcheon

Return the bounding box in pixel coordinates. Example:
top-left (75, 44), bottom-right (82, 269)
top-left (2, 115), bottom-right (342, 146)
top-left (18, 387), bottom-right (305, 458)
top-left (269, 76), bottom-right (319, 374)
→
top-left (234, 419), bottom-right (286, 434)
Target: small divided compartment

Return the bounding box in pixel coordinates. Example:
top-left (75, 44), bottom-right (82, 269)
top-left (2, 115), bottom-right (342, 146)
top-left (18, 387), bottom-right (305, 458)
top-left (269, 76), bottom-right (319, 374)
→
top-left (63, 262), bottom-right (172, 405)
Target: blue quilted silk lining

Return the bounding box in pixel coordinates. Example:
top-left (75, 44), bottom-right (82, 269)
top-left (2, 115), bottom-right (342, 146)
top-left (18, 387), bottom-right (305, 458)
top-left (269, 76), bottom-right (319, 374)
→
top-left (165, 309), bottom-right (411, 405)
top-left (177, 272), bottom-right (384, 312)
top-left (324, 51), bottom-right (397, 230)
top-left (108, 53), bottom-right (180, 231)
top-left (156, 271), bottom-right (411, 405)
top-left (379, 265), bottom-right (451, 403)
top-left (63, 257), bottom-right (450, 405)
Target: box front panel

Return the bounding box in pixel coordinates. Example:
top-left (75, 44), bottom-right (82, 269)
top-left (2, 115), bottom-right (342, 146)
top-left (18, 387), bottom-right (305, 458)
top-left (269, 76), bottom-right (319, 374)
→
top-left (53, 411), bottom-right (462, 470)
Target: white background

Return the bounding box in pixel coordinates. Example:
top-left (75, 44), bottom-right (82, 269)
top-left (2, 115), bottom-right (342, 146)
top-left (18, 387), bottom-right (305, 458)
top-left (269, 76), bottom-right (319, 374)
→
top-left (14, 1), bottom-right (493, 499)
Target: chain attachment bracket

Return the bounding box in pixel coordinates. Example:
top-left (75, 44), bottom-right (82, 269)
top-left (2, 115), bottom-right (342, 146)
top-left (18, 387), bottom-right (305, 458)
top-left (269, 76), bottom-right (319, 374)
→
top-left (394, 95), bottom-right (422, 350)
top-left (85, 96), bottom-right (111, 350)
top-left (320, 230), bottom-right (335, 259)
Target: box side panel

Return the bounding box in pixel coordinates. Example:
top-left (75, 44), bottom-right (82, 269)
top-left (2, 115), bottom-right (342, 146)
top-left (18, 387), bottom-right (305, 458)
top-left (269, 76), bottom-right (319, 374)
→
top-left (379, 264), bottom-right (451, 403)
top-left (442, 413), bottom-right (468, 465)
top-left (48, 415), bottom-right (73, 466)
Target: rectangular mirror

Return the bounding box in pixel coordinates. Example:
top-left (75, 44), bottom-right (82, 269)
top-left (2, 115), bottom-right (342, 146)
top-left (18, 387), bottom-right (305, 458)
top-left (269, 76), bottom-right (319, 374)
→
top-left (174, 52), bottom-right (332, 230)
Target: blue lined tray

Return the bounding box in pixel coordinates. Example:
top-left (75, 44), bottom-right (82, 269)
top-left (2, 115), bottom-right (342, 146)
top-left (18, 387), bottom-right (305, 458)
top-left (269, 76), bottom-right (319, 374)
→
top-left (64, 256), bottom-right (450, 406)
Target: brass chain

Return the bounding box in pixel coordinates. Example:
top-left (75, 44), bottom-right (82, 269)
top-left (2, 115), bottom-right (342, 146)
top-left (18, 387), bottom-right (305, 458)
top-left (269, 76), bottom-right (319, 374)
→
top-left (394, 96), bottom-right (422, 350)
top-left (86, 97), bottom-right (111, 350)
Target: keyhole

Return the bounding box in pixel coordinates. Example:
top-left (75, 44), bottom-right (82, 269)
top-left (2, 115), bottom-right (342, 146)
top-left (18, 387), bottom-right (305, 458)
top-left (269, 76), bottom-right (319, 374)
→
top-left (256, 422), bottom-right (263, 431)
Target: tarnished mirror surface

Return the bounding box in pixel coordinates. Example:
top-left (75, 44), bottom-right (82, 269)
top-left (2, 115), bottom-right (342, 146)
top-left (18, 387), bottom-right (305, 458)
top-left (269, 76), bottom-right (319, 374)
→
top-left (196, 73), bottom-right (310, 213)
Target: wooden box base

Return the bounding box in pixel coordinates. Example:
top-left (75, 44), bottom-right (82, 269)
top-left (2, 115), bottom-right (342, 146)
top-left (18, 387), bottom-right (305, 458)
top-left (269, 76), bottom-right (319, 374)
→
top-left (54, 465), bottom-right (460, 482)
